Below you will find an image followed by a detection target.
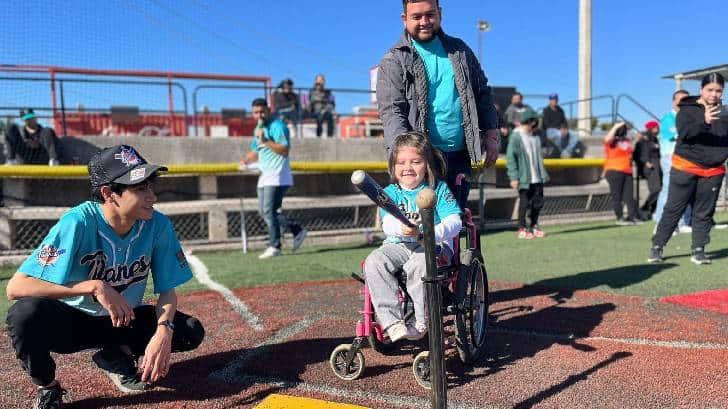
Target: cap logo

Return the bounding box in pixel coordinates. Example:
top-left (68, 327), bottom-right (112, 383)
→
top-left (114, 147), bottom-right (142, 167)
top-left (38, 245), bottom-right (65, 266)
top-left (130, 167), bottom-right (146, 182)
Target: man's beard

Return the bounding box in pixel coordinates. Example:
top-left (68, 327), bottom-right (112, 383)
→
top-left (410, 26), bottom-right (439, 42)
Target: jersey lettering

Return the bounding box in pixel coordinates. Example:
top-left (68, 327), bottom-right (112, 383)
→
top-left (81, 250), bottom-right (150, 284)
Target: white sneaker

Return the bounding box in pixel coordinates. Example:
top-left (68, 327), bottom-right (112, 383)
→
top-left (292, 228), bottom-right (307, 251)
top-left (258, 246), bottom-right (281, 259)
top-left (406, 322), bottom-right (427, 341)
top-left (385, 322), bottom-right (409, 342)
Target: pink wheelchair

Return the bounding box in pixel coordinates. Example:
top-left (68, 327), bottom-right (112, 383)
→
top-left (329, 183), bottom-right (489, 388)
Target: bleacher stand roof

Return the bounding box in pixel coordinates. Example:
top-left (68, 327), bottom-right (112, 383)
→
top-left (663, 64), bottom-right (728, 89)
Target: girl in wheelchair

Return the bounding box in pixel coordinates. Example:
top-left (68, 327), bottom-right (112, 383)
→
top-left (364, 131), bottom-right (462, 343)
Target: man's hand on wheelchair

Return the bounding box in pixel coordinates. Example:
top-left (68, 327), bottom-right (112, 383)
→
top-left (481, 129), bottom-right (499, 168)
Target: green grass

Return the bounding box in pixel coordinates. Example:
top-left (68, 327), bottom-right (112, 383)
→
top-left (483, 219), bottom-right (728, 297)
top-left (2, 216), bottom-right (727, 322)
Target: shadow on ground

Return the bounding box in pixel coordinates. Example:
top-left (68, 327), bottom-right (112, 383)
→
top-left (491, 262), bottom-right (677, 304)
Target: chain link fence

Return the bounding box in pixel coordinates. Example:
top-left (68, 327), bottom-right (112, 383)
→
top-left (2, 179), bottom-right (727, 256)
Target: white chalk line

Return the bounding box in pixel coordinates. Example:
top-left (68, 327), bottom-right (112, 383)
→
top-left (185, 253), bottom-right (263, 331)
top-left (490, 326), bottom-right (728, 349)
top-left (208, 314), bottom-right (499, 409)
top-left (209, 313), bottom-right (324, 383)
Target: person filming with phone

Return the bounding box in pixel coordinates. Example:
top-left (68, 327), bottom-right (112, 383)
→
top-left (649, 73), bottom-right (728, 265)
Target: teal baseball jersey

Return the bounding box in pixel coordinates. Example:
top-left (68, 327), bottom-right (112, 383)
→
top-left (18, 201), bottom-right (192, 316)
top-left (250, 118), bottom-right (292, 187)
top-left (380, 181), bottom-right (461, 243)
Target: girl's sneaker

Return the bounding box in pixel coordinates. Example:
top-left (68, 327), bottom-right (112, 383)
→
top-left (531, 225), bottom-right (546, 238)
top-left (385, 322), bottom-right (409, 342)
top-left (404, 322), bottom-right (428, 341)
top-left (517, 227), bottom-right (534, 239)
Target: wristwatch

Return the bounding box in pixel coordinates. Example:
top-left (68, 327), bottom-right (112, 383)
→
top-left (158, 320), bottom-right (175, 331)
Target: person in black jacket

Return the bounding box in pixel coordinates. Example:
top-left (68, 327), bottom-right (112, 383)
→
top-left (636, 120), bottom-right (662, 217)
top-left (542, 93), bottom-right (567, 149)
top-left (649, 73), bottom-right (728, 265)
top-left (4, 109), bottom-right (61, 165)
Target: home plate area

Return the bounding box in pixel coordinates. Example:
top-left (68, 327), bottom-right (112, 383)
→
top-left (1, 280), bottom-right (727, 409)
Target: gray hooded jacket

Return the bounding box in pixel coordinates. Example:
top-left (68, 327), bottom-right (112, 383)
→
top-left (376, 31), bottom-right (498, 163)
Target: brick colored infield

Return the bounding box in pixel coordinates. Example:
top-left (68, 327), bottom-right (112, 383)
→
top-left (1, 280), bottom-right (727, 409)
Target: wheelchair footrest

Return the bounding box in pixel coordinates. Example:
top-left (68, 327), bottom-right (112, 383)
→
top-left (421, 274), bottom-right (449, 284)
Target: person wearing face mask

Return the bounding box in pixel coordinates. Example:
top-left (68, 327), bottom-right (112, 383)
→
top-left (376, 0), bottom-right (500, 210)
top-left (649, 73), bottom-right (728, 265)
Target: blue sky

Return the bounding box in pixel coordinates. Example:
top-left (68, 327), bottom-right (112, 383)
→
top-left (2, 0), bottom-right (725, 128)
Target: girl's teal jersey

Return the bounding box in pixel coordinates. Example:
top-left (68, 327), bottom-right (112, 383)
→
top-left (18, 201), bottom-right (192, 316)
top-left (380, 181), bottom-right (461, 243)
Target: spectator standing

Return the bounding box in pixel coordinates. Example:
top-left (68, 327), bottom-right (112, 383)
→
top-left (506, 108), bottom-right (549, 239)
top-left (5, 145), bottom-right (205, 408)
top-left (376, 0), bottom-right (499, 209)
top-left (649, 73), bottom-right (728, 265)
top-left (307, 74), bottom-right (336, 137)
top-left (4, 109), bottom-right (61, 165)
top-left (542, 93), bottom-right (568, 147)
top-left (603, 122), bottom-right (640, 225)
top-left (654, 90), bottom-right (692, 232)
top-left (504, 92), bottom-right (534, 130)
top-left (272, 79), bottom-right (301, 134)
top-left (241, 98), bottom-right (307, 259)
top-left (635, 120), bottom-right (662, 218)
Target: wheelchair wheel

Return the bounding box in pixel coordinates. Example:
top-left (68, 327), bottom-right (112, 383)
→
top-left (329, 344), bottom-right (365, 381)
top-left (454, 250), bottom-right (489, 364)
top-left (412, 351), bottom-right (432, 390)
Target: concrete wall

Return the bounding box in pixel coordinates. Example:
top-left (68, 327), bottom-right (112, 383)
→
top-left (60, 135), bottom-right (390, 164)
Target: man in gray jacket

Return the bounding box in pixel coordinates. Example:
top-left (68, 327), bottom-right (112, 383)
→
top-left (376, 0), bottom-right (499, 208)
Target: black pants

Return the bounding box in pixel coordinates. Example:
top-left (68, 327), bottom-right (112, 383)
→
top-left (442, 149), bottom-right (471, 210)
top-left (518, 183), bottom-right (544, 228)
top-left (641, 166), bottom-right (662, 214)
top-left (653, 169), bottom-right (723, 249)
top-left (6, 297), bottom-right (204, 386)
top-left (605, 170), bottom-right (637, 220)
top-left (4, 124), bottom-right (60, 164)
top-left (315, 111), bottom-right (335, 137)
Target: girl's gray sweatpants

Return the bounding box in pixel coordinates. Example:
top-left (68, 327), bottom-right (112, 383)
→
top-left (364, 241), bottom-right (427, 330)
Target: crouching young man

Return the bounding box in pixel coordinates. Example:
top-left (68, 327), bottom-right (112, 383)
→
top-left (5, 145), bottom-right (204, 408)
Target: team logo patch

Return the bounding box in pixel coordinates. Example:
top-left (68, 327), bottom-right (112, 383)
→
top-left (38, 245), bottom-right (65, 266)
top-left (130, 167), bottom-right (146, 182)
top-left (176, 250), bottom-right (188, 268)
top-left (114, 147), bottom-right (142, 167)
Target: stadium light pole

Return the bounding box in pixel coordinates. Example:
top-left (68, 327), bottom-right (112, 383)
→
top-left (477, 20), bottom-right (491, 68)
top-left (578, 0), bottom-right (592, 135)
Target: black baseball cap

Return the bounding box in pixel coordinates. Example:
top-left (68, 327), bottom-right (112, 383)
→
top-left (88, 145), bottom-right (167, 189)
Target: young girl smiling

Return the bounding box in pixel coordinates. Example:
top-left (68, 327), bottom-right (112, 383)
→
top-left (364, 131), bottom-right (462, 342)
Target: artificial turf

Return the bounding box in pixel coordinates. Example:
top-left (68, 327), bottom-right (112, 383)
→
top-left (1, 216), bottom-right (727, 322)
